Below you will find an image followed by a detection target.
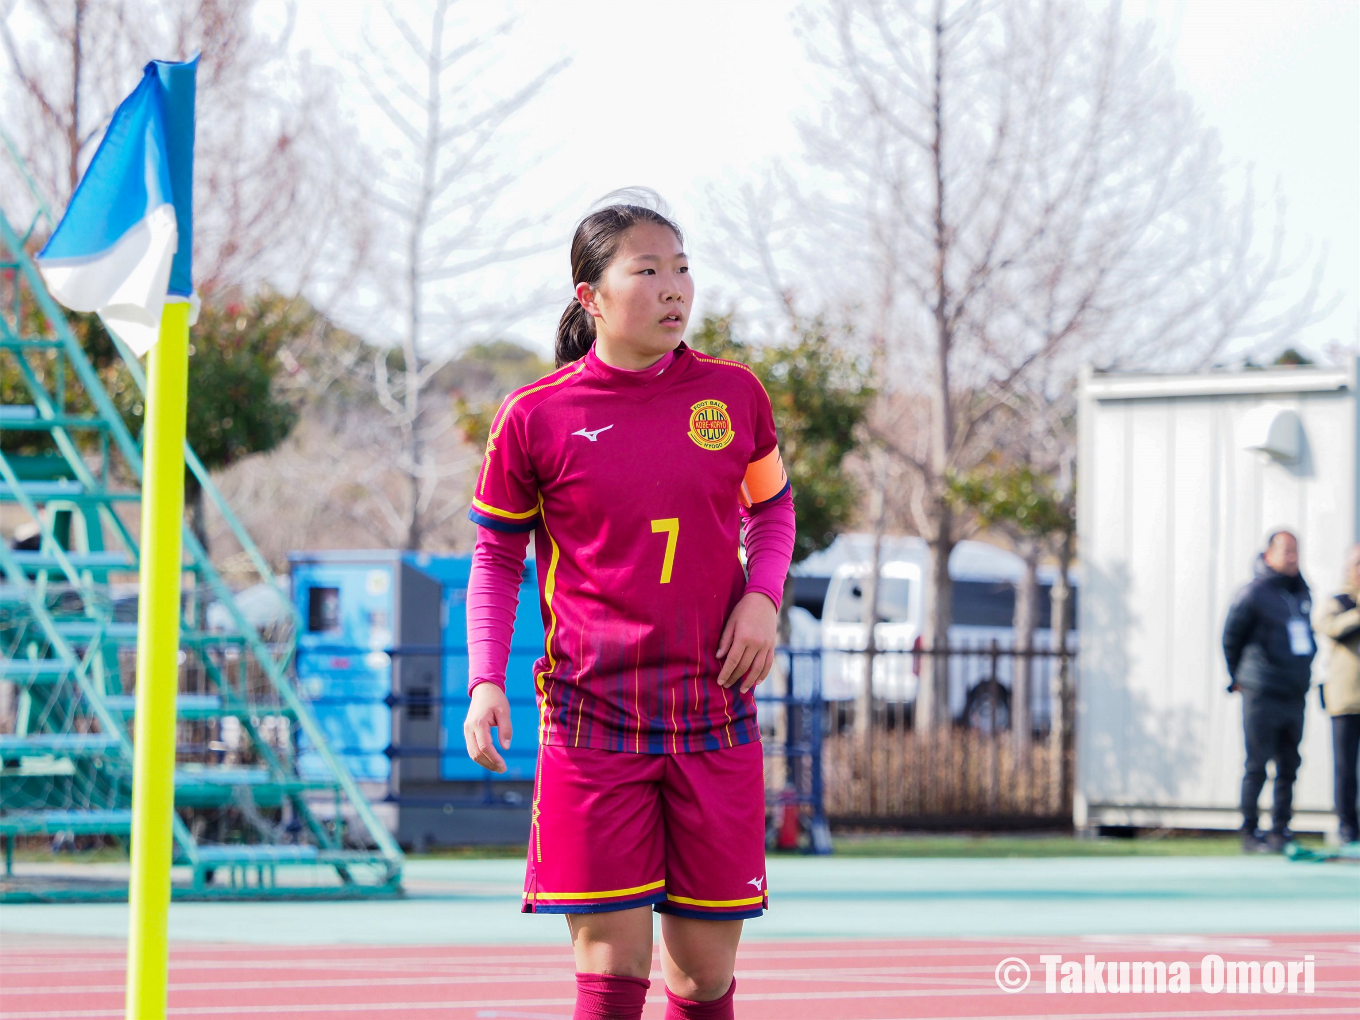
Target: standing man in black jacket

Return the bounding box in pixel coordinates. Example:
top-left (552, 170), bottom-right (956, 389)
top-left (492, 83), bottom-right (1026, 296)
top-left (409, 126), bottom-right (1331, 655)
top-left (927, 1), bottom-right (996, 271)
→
top-left (1222, 530), bottom-right (1316, 853)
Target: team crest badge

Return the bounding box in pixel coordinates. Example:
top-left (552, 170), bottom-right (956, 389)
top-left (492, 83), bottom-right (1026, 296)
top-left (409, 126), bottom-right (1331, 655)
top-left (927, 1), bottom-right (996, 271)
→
top-left (687, 399), bottom-right (735, 450)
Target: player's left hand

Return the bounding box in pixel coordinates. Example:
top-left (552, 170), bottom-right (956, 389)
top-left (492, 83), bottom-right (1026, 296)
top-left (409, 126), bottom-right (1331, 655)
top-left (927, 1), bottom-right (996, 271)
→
top-left (716, 591), bottom-right (778, 693)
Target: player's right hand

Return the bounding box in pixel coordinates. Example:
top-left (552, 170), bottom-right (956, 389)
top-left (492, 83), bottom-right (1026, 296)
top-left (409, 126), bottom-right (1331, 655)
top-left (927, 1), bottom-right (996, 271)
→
top-left (464, 683), bottom-right (513, 773)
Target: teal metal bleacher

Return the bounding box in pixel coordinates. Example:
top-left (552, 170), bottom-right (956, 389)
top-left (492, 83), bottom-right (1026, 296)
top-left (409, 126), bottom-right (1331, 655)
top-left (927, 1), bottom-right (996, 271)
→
top-left (0, 128), bottom-right (403, 901)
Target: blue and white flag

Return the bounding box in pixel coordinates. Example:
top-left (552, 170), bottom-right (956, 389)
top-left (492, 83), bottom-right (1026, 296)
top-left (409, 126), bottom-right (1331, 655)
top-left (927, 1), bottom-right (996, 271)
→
top-left (37, 57), bottom-right (198, 355)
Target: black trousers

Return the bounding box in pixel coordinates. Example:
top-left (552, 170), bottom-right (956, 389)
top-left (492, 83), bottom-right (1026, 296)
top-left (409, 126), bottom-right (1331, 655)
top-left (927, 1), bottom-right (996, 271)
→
top-left (1240, 690), bottom-right (1305, 833)
top-left (1333, 713), bottom-right (1360, 843)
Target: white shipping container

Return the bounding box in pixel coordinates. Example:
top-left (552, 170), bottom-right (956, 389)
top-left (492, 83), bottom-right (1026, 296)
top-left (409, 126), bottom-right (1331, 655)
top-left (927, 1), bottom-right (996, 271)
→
top-left (1075, 360), bottom-right (1359, 835)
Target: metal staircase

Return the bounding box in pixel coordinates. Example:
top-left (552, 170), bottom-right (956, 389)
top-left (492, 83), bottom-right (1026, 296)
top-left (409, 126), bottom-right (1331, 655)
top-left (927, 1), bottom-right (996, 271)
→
top-left (0, 134), bottom-right (403, 901)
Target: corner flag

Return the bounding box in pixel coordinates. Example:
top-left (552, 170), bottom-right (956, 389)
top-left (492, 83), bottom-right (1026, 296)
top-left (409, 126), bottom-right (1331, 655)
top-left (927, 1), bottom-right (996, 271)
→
top-left (36, 57), bottom-right (198, 354)
top-left (35, 55), bottom-right (198, 1020)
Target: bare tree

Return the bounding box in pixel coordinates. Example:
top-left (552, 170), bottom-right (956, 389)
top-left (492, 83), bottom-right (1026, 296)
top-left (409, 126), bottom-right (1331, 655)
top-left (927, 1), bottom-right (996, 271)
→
top-left (1, 0), bottom-right (370, 303)
top-left (206, 339), bottom-right (554, 570)
top-left (345, 0), bottom-right (566, 550)
top-left (718, 0), bottom-right (1326, 733)
top-left (3, 0), bottom-right (131, 201)
top-left (4, 0), bottom-right (565, 555)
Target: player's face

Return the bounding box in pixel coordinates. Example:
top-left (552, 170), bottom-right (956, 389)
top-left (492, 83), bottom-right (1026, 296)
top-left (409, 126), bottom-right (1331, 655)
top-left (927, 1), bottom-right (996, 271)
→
top-left (579, 222), bottom-right (692, 367)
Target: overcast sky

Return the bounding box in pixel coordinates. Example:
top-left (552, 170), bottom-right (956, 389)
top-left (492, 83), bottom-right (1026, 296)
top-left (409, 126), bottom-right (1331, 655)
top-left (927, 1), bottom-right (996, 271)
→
top-left (301, 0), bottom-right (1356, 363)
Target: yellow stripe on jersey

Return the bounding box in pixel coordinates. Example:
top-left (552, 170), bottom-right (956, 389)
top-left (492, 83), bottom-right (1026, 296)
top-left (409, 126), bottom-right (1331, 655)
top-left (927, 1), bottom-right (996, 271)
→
top-left (536, 495), bottom-right (563, 747)
top-left (471, 496), bottom-right (540, 520)
top-left (665, 893), bottom-right (767, 907)
top-left (529, 879), bottom-right (667, 901)
top-left (690, 350), bottom-right (759, 378)
top-left (479, 362), bottom-right (585, 493)
top-left (741, 447), bottom-right (789, 507)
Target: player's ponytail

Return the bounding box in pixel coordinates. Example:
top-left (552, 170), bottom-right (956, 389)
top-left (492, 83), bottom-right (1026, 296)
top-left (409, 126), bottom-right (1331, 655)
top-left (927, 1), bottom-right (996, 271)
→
top-left (556, 298), bottom-right (596, 367)
top-left (555, 188), bottom-right (684, 368)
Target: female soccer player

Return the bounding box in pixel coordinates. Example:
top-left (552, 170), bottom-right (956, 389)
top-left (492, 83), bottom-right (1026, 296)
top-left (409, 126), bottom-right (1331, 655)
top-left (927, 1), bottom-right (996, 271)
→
top-left (463, 194), bottom-right (795, 1020)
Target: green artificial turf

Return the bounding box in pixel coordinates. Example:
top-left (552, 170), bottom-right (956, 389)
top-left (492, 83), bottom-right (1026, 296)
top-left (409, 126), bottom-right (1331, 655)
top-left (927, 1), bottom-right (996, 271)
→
top-left (406, 843), bottom-right (528, 859)
top-left (402, 829), bottom-right (1332, 860)
top-left (8, 830), bottom-right (1332, 866)
top-left (826, 830), bottom-right (1329, 858)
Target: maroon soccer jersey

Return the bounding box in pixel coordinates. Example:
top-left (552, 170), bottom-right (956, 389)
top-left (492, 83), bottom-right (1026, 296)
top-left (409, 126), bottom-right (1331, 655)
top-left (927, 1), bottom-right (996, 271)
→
top-left (469, 342), bottom-right (790, 753)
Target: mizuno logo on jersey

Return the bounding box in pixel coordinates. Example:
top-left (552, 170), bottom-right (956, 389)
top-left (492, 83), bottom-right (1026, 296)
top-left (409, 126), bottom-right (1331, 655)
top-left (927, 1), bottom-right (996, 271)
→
top-left (572, 425), bottom-right (613, 442)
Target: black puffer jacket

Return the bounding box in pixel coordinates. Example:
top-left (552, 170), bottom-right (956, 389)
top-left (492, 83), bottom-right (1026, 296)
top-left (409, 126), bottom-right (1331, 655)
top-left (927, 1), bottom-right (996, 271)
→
top-left (1222, 555), bottom-right (1315, 698)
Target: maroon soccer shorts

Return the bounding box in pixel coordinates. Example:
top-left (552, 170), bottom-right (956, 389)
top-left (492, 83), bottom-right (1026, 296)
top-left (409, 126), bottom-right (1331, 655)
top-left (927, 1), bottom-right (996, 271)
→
top-left (522, 741), bottom-right (768, 920)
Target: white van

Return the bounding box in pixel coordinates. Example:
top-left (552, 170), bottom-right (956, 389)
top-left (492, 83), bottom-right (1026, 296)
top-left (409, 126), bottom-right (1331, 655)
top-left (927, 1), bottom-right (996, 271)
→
top-left (807, 535), bottom-right (1078, 729)
top-left (820, 559), bottom-right (922, 702)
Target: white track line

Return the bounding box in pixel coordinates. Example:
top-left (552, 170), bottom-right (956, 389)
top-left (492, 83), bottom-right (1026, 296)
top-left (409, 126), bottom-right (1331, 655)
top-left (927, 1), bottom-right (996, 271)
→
top-left (5, 965), bottom-right (1356, 998)
top-left (4, 985), bottom-right (1357, 1020)
top-left (5, 1000), bottom-right (1360, 1020)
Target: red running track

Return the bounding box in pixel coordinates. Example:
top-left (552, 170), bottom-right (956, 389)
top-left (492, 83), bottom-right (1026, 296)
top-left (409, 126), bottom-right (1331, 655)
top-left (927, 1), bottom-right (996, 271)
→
top-left (1, 933), bottom-right (1357, 1019)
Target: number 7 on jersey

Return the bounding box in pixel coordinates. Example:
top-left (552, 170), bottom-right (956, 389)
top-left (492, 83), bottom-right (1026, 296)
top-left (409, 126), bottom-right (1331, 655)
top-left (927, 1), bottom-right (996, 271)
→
top-left (650, 517), bottom-right (679, 584)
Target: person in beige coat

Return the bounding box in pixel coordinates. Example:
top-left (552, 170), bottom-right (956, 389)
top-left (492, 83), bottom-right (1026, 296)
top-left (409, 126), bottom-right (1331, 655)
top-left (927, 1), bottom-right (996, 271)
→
top-left (1316, 544), bottom-right (1360, 846)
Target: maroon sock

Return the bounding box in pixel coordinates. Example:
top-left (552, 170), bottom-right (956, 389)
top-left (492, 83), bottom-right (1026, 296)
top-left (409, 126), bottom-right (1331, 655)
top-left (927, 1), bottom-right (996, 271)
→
top-left (664, 976), bottom-right (736, 1019)
top-left (574, 972), bottom-right (650, 1020)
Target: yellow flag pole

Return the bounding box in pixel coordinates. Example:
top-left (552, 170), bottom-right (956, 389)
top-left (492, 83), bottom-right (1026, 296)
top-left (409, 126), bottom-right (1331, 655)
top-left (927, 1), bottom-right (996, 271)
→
top-left (125, 300), bottom-right (191, 1020)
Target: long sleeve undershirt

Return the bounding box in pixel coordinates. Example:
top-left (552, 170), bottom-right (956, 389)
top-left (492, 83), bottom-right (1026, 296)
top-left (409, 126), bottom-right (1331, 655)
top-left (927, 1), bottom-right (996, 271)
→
top-left (466, 488), bottom-right (796, 693)
top-left (738, 487), bottom-right (796, 609)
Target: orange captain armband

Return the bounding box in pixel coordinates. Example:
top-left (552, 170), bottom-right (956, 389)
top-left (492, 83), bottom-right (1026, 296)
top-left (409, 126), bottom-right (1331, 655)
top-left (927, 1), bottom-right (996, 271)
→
top-left (739, 447), bottom-right (791, 509)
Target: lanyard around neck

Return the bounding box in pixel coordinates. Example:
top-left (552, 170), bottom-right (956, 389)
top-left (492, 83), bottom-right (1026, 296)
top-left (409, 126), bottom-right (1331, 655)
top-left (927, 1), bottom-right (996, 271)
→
top-left (1279, 589), bottom-right (1305, 619)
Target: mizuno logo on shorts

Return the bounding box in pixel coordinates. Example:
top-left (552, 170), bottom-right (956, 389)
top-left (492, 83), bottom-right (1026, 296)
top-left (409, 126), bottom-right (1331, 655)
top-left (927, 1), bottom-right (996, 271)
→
top-left (748, 876), bottom-right (764, 891)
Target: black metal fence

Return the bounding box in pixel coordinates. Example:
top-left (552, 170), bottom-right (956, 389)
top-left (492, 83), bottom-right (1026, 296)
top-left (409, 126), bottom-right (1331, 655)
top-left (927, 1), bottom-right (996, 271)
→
top-left (291, 641), bottom-right (1073, 847)
top-left (816, 643), bottom-right (1076, 826)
